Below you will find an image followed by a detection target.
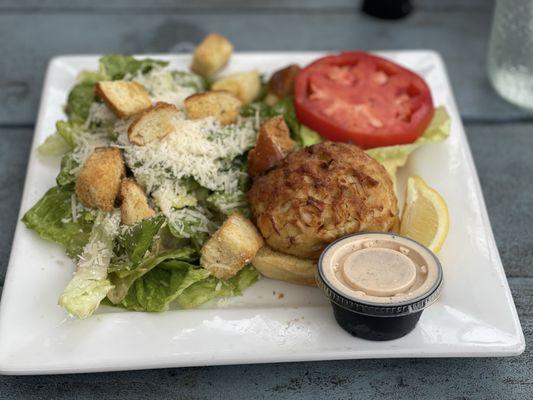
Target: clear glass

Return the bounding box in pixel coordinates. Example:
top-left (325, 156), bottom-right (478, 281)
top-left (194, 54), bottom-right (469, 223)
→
top-left (488, 0), bottom-right (533, 111)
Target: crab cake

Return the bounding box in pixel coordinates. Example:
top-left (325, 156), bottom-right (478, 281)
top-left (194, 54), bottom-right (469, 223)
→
top-left (248, 142), bottom-right (397, 259)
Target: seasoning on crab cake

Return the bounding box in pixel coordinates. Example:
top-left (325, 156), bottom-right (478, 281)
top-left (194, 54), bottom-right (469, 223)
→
top-left (247, 142), bottom-right (398, 259)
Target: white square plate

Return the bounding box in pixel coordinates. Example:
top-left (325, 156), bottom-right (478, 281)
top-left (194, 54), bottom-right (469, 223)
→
top-left (0, 52), bottom-right (525, 375)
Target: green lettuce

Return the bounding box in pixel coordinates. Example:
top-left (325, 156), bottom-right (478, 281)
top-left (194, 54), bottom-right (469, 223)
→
top-left (66, 82), bottom-right (96, 123)
top-left (118, 261), bottom-right (210, 312)
top-left (58, 211), bottom-right (121, 319)
top-left (177, 265), bottom-right (260, 309)
top-left (299, 125), bottom-right (323, 147)
top-left (172, 71), bottom-right (207, 92)
top-left (21, 184), bottom-right (93, 257)
top-left (114, 215), bottom-right (165, 266)
top-left (206, 192), bottom-right (250, 218)
top-left (38, 120), bottom-right (81, 156)
top-left (98, 54), bottom-right (168, 80)
top-left (107, 247), bottom-right (197, 304)
top-left (37, 132), bottom-right (71, 156)
top-left (269, 97), bottom-right (300, 142)
top-left (76, 70), bottom-right (108, 84)
top-left (240, 97), bottom-right (321, 148)
top-left (56, 152), bottom-right (78, 186)
top-left (366, 106), bottom-right (451, 176)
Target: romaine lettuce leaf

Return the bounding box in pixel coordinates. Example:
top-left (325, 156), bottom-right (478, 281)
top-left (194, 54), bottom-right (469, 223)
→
top-left (118, 261), bottom-right (210, 312)
top-left (177, 265), bottom-right (260, 309)
top-left (60, 277), bottom-right (114, 318)
top-left (366, 106), bottom-right (451, 176)
top-left (206, 192), bottom-right (250, 218)
top-left (56, 152), bottom-right (78, 186)
top-left (98, 54), bottom-right (168, 80)
top-left (166, 206), bottom-right (215, 241)
top-left (38, 120), bottom-right (81, 156)
top-left (66, 82), bottom-right (96, 123)
top-left (114, 215), bottom-right (165, 266)
top-left (21, 184), bottom-right (93, 257)
top-left (269, 97), bottom-right (300, 141)
top-left (107, 247), bottom-right (197, 304)
top-left (37, 132), bottom-right (71, 156)
top-left (240, 97), bottom-right (321, 148)
top-left (172, 71), bottom-right (207, 92)
top-left (76, 70), bottom-right (108, 84)
top-left (58, 211), bottom-right (121, 319)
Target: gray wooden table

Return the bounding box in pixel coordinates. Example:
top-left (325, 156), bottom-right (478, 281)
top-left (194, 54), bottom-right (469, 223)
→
top-left (0, 1), bottom-right (532, 398)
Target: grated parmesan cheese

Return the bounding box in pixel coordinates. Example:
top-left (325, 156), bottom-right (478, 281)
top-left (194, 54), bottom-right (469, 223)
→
top-left (84, 102), bottom-right (117, 130)
top-left (118, 111), bottom-right (256, 196)
top-left (70, 63), bottom-right (257, 240)
top-left (166, 205), bottom-right (216, 238)
top-left (71, 194), bottom-right (78, 222)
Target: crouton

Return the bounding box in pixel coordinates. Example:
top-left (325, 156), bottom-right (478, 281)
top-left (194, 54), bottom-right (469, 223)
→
top-left (75, 147), bottom-right (125, 211)
top-left (252, 246), bottom-right (317, 287)
top-left (247, 116), bottom-right (295, 178)
top-left (184, 91), bottom-right (242, 125)
top-left (127, 102), bottom-right (179, 146)
top-left (266, 64), bottom-right (300, 106)
top-left (211, 70), bottom-right (261, 104)
top-left (191, 33), bottom-right (233, 78)
top-left (95, 81), bottom-right (152, 118)
top-left (200, 212), bottom-right (264, 280)
top-left (120, 178), bottom-right (155, 225)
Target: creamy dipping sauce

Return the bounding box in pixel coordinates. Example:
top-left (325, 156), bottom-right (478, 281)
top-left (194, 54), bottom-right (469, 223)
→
top-left (320, 233), bottom-right (440, 305)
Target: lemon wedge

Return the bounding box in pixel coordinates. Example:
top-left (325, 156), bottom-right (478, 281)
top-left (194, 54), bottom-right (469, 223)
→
top-left (400, 176), bottom-right (449, 253)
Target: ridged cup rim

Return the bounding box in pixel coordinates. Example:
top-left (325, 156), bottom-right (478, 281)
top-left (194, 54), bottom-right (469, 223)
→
top-left (316, 232), bottom-right (444, 317)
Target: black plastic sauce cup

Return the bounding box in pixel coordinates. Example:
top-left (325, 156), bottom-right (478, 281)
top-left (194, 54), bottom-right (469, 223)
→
top-left (316, 233), bottom-right (444, 341)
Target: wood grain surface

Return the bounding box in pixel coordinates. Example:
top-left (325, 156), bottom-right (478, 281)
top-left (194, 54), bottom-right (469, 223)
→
top-left (0, 0), bottom-right (529, 125)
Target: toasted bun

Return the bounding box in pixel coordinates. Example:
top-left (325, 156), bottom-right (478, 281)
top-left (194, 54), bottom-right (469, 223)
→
top-left (251, 246), bottom-right (317, 287)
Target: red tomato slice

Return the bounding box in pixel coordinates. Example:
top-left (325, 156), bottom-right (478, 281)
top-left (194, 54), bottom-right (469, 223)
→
top-left (294, 52), bottom-right (434, 149)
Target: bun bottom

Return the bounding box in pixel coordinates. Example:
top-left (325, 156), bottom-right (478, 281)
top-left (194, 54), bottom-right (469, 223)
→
top-left (252, 246), bottom-right (317, 287)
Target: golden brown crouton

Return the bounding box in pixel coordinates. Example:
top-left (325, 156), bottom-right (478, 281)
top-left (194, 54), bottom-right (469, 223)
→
top-left (184, 91), bottom-right (242, 125)
top-left (200, 212), bottom-right (264, 280)
top-left (95, 81), bottom-right (152, 118)
top-left (119, 178), bottom-right (156, 225)
top-left (211, 71), bottom-right (261, 104)
top-left (247, 116), bottom-right (295, 179)
top-left (252, 246), bottom-right (317, 287)
top-left (75, 147), bottom-right (125, 211)
top-left (266, 64), bottom-right (300, 106)
top-left (191, 33), bottom-right (233, 78)
top-left (127, 102), bottom-right (179, 146)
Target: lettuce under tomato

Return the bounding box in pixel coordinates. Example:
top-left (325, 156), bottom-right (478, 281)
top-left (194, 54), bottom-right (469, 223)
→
top-left (366, 106), bottom-right (451, 176)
